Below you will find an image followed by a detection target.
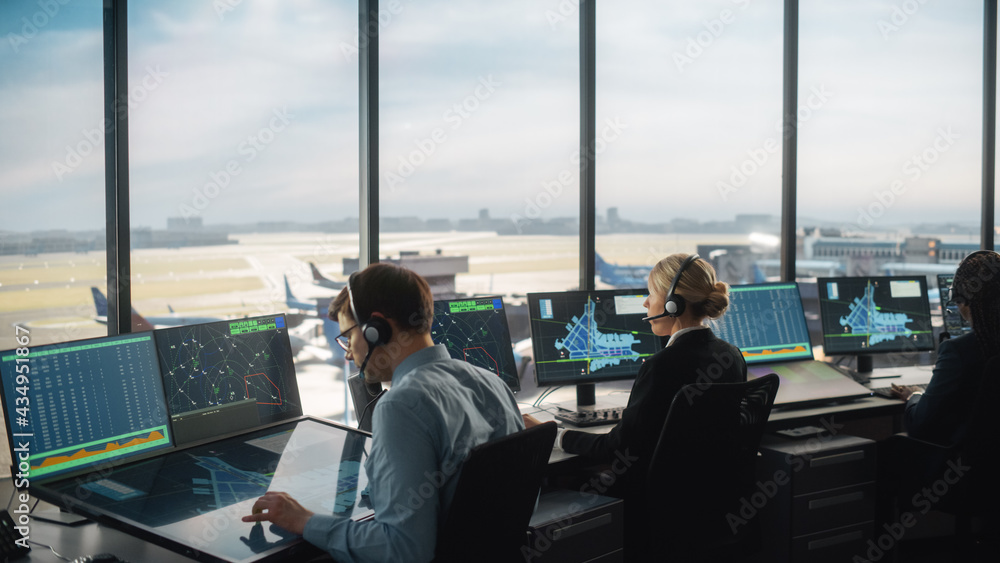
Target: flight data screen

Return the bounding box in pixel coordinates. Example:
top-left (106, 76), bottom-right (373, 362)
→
top-left (0, 334), bottom-right (172, 480)
top-left (712, 283), bottom-right (814, 364)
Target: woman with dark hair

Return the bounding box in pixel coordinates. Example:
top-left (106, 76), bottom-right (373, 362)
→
top-left (891, 250), bottom-right (1000, 445)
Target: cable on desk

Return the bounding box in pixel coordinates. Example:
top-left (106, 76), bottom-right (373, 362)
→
top-left (28, 540), bottom-right (71, 561)
top-left (533, 386), bottom-right (562, 407)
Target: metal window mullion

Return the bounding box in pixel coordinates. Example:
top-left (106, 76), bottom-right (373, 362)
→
top-left (103, 0), bottom-right (130, 335)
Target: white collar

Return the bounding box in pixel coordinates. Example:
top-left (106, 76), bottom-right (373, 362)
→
top-left (665, 324), bottom-right (709, 348)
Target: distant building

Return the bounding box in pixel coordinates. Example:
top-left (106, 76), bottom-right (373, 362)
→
top-left (343, 250), bottom-right (469, 298)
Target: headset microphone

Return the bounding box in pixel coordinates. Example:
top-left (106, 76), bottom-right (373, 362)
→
top-left (642, 254), bottom-right (700, 322)
top-left (641, 310), bottom-right (671, 322)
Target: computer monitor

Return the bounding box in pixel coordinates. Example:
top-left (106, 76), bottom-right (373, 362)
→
top-left (937, 273), bottom-right (973, 339)
top-left (0, 333), bottom-right (173, 481)
top-left (527, 289), bottom-right (659, 407)
top-left (153, 314), bottom-right (303, 445)
top-left (713, 282), bottom-right (873, 407)
top-left (710, 282), bottom-right (814, 365)
top-left (817, 276), bottom-right (935, 373)
top-left (430, 296), bottom-right (520, 392)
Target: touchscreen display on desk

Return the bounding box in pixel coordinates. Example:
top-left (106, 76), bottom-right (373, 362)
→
top-left (748, 362), bottom-right (871, 408)
top-left (38, 418), bottom-right (372, 563)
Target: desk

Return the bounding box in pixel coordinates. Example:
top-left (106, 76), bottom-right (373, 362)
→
top-left (1, 479), bottom-right (197, 562)
top-left (521, 364), bottom-right (937, 459)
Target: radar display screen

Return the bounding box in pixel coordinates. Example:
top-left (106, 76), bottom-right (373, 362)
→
top-left (431, 296), bottom-right (520, 392)
top-left (154, 315), bottom-right (302, 444)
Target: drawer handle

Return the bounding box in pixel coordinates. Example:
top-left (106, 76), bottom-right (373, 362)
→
top-left (808, 530), bottom-right (865, 551)
top-left (549, 513), bottom-right (612, 541)
top-left (809, 450), bottom-right (865, 468)
top-left (809, 491), bottom-right (865, 510)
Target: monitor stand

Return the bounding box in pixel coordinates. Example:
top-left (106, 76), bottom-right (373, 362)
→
top-left (576, 383), bottom-right (596, 409)
top-left (853, 355), bottom-right (874, 384)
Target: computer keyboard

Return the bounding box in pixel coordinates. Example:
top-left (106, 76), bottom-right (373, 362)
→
top-left (870, 383), bottom-right (927, 399)
top-left (555, 406), bottom-right (625, 427)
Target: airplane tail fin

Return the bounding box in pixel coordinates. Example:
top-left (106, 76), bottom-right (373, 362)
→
top-left (91, 287), bottom-right (108, 317)
top-left (284, 275), bottom-right (295, 303)
top-left (593, 253), bottom-right (614, 279)
top-left (91, 286), bottom-right (155, 331)
top-left (310, 262), bottom-right (327, 283)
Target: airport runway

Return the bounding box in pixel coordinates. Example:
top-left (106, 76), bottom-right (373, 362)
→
top-left (0, 231), bottom-right (744, 426)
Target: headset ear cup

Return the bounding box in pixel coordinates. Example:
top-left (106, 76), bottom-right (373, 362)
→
top-left (362, 317), bottom-right (392, 346)
top-left (665, 295), bottom-right (686, 317)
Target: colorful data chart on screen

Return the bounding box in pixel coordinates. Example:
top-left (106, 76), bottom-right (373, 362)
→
top-left (0, 333), bottom-right (173, 479)
top-left (711, 283), bottom-right (814, 365)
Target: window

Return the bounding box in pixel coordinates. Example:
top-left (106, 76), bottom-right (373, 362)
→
top-left (0, 0), bottom-right (106, 347)
top-left (596, 0), bottom-right (783, 287)
top-left (127, 1), bottom-right (359, 417)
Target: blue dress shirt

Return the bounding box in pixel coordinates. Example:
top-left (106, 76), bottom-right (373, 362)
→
top-left (303, 344), bottom-right (523, 562)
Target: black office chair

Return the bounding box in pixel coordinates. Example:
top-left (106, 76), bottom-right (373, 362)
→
top-left (642, 374), bottom-right (780, 562)
top-left (432, 422), bottom-right (557, 563)
top-left (881, 355), bottom-right (1000, 561)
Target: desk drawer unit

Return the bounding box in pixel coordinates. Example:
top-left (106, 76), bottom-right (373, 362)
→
top-left (526, 490), bottom-right (624, 563)
top-left (757, 434), bottom-right (877, 563)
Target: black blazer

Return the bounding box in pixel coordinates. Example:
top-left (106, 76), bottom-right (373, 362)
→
top-left (562, 327), bottom-right (747, 477)
top-left (905, 331), bottom-right (985, 446)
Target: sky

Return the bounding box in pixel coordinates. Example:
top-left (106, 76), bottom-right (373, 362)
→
top-left (0, 0), bottom-right (987, 234)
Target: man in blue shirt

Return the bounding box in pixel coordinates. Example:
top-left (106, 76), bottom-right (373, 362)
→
top-left (242, 263), bottom-right (523, 562)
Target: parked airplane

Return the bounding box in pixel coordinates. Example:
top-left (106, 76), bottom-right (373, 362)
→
top-left (284, 275), bottom-right (327, 312)
top-left (90, 287), bottom-right (338, 363)
top-left (594, 253), bottom-right (652, 287)
top-left (309, 262), bottom-right (347, 290)
top-left (91, 287), bottom-right (223, 328)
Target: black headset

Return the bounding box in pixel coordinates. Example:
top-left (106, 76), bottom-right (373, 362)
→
top-left (347, 272), bottom-right (392, 347)
top-left (642, 253), bottom-right (700, 322)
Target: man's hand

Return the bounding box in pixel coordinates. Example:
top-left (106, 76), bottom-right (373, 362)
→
top-left (241, 491), bottom-right (314, 535)
top-left (522, 413), bottom-right (542, 428)
top-left (889, 383), bottom-right (923, 401)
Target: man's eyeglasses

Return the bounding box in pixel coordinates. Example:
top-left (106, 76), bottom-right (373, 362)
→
top-left (335, 325), bottom-right (358, 351)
